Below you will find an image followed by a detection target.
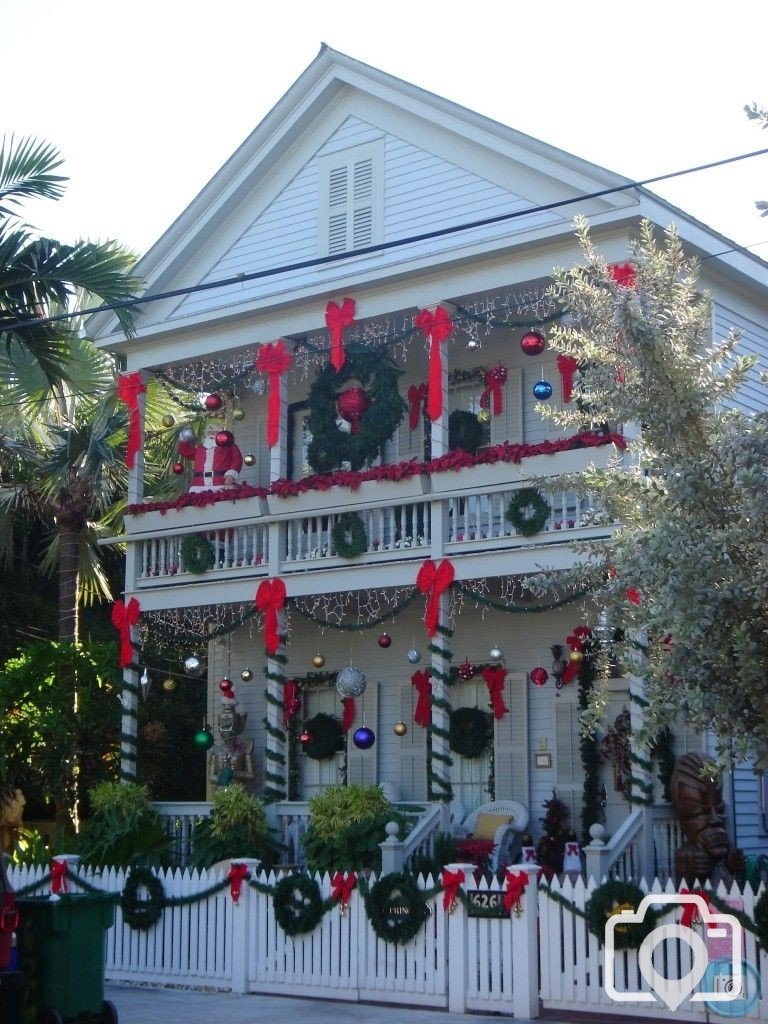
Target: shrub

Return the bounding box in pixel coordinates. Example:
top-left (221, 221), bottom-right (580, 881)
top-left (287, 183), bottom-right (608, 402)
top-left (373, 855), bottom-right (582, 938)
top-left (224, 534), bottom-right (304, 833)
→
top-left (190, 784), bottom-right (278, 869)
top-left (76, 781), bottom-right (169, 868)
top-left (302, 784), bottom-right (405, 874)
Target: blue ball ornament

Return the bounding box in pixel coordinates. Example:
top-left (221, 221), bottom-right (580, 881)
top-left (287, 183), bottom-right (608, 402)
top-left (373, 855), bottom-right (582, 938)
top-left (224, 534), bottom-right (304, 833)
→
top-left (353, 726), bottom-right (376, 750)
top-left (533, 379), bottom-right (553, 401)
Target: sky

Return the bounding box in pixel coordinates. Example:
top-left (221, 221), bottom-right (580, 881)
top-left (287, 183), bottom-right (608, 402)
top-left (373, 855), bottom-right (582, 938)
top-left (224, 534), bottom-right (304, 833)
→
top-left (2, 0), bottom-right (767, 263)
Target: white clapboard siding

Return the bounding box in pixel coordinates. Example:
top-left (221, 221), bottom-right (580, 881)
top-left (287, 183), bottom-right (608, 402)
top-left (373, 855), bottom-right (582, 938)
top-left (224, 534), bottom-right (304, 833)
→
top-left (713, 303), bottom-right (768, 416)
top-left (398, 682), bottom-right (428, 800)
top-left (346, 681), bottom-right (379, 786)
top-left (554, 695), bottom-right (586, 832)
top-left (489, 367), bottom-right (524, 445)
top-left (494, 672), bottom-right (529, 808)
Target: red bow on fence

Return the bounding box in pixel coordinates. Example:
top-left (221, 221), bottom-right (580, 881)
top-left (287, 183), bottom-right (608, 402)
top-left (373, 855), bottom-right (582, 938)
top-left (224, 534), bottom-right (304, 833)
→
top-left (111, 597), bottom-right (141, 668)
top-left (325, 297), bottom-right (356, 373)
top-left (341, 697), bottom-right (355, 732)
top-left (556, 354), bottom-right (579, 403)
top-left (117, 372), bottom-right (146, 469)
top-left (416, 558), bottom-right (455, 637)
top-left (411, 670), bottom-right (432, 727)
top-left (331, 871), bottom-right (357, 912)
top-left (679, 889), bottom-right (714, 928)
top-left (503, 870), bottom-right (529, 916)
top-left (481, 665), bottom-right (508, 720)
top-left (441, 868), bottom-right (465, 912)
top-left (565, 842), bottom-right (580, 857)
top-left (522, 847), bottom-right (538, 863)
top-left (50, 860), bottom-right (69, 895)
top-left (415, 306), bottom-right (453, 420)
top-left (255, 340), bottom-right (292, 447)
top-left (407, 383), bottom-right (428, 429)
top-left (255, 578), bottom-right (286, 656)
top-left (283, 680), bottom-right (300, 728)
top-left (228, 862), bottom-right (250, 903)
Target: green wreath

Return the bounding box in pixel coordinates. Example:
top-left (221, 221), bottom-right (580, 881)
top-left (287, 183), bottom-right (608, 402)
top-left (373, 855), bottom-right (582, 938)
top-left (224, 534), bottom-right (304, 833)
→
top-left (332, 512), bottom-right (367, 559)
top-left (505, 487), bottom-right (550, 537)
top-left (306, 348), bottom-right (407, 472)
top-left (585, 880), bottom-right (657, 950)
top-left (449, 707), bottom-right (492, 758)
top-left (273, 873), bottom-right (327, 936)
top-left (180, 533), bottom-right (215, 574)
top-left (120, 866), bottom-right (165, 930)
top-left (302, 712), bottom-right (343, 761)
top-left (365, 872), bottom-right (431, 945)
top-left (449, 409), bottom-right (485, 455)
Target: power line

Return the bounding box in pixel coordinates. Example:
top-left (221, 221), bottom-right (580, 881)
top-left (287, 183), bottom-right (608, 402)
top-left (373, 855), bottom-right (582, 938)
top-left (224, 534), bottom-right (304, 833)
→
top-left (4, 144), bottom-right (768, 335)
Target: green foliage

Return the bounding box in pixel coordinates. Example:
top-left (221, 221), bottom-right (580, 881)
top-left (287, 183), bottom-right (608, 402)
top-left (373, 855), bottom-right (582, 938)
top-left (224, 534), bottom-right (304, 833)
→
top-left (408, 830), bottom-right (459, 877)
top-left (76, 781), bottom-right (169, 868)
top-left (302, 784), bottom-right (404, 873)
top-left (190, 783), bottom-right (277, 869)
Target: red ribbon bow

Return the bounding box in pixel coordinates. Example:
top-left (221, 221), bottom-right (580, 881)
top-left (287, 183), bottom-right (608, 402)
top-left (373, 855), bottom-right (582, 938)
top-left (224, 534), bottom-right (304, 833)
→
top-left (503, 870), bottom-right (529, 915)
top-left (441, 868), bottom-right (465, 912)
top-left (341, 696), bottom-right (355, 732)
top-left (255, 340), bottom-right (292, 447)
top-left (481, 665), bottom-right (508, 720)
top-left (625, 588), bottom-right (642, 606)
top-left (407, 383), bottom-right (428, 430)
top-left (522, 847), bottom-right (537, 863)
top-left (111, 596), bottom-right (141, 668)
top-left (610, 262), bottom-right (636, 288)
top-left (325, 298), bottom-right (356, 373)
top-left (565, 842), bottom-right (579, 856)
top-left (411, 670), bottom-right (432, 727)
top-left (50, 859), bottom-right (69, 894)
top-left (556, 354), bottom-right (579, 403)
top-left (331, 871), bottom-right (357, 910)
top-left (228, 862), bottom-right (250, 903)
top-left (480, 371), bottom-right (504, 417)
top-left (255, 577), bottom-right (286, 656)
top-left (117, 372), bottom-right (147, 470)
top-left (416, 558), bottom-right (455, 637)
top-left (415, 306), bottom-right (453, 420)
top-left (679, 889), bottom-right (713, 928)
top-left (283, 681), bottom-right (300, 727)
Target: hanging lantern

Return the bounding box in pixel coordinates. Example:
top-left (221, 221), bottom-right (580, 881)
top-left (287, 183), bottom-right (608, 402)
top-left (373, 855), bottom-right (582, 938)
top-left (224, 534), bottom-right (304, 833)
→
top-left (172, 462), bottom-right (185, 475)
top-left (161, 414), bottom-right (175, 428)
top-left (407, 648), bottom-right (422, 665)
top-left (184, 655), bottom-right (204, 677)
top-left (530, 667), bottom-right (549, 687)
top-left (489, 645), bottom-right (504, 663)
top-left (337, 387), bottom-right (370, 433)
top-left (243, 453), bottom-right (256, 467)
top-left (394, 721), bottom-right (408, 737)
top-left (378, 633), bottom-right (392, 649)
top-left (458, 658), bottom-right (475, 680)
top-left (533, 380), bottom-right (553, 401)
top-left (232, 408), bottom-right (245, 422)
top-left (299, 729), bottom-right (312, 747)
top-left (336, 666), bottom-right (367, 698)
top-left (218, 677), bottom-right (234, 695)
top-left (215, 429), bottom-right (234, 447)
top-left (179, 426), bottom-right (196, 444)
top-left (312, 653), bottom-right (326, 669)
top-left (520, 330), bottom-right (546, 356)
top-left (162, 677), bottom-right (177, 693)
top-left (240, 668), bottom-right (254, 682)
top-left (353, 726), bottom-right (375, 750)
top-left (477, 408), bottom-right (492, 424)
top-left (193, 726), bottom-right (214, 750)
top-left (204, 393), bottom-right (223, 411)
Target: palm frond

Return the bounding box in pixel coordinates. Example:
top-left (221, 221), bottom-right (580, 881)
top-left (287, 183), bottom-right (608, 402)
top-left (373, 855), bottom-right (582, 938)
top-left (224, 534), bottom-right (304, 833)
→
top-left (0, 136), bottom-right (66, 217)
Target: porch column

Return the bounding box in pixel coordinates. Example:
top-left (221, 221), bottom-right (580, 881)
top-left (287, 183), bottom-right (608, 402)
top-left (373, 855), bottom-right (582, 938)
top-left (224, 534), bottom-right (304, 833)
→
top-left (429, 593), bottom-right (454, 804)
top-left (262, 609), bottom-right (288, 804)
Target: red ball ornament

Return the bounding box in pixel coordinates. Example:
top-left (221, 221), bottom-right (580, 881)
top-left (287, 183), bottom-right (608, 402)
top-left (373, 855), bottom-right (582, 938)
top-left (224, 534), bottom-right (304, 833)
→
top-left (172, 462), bottom-right (185, 475)
top-left (218, 677), bottom-right (234, 695)
top-left (378, 633), bottom-right (392, 649)
top-left (530, 667), bottom-right (549, 687)
top-left (204, 393), bottom-right (223, 411)
top-left (458, 658), bottom-right (475, 680)
top-left (299, 730), bottom-right (312, 746)
top-left (520, 330), bottom-right (547, 356)
top-left (488, 363), bottom-right (508, 385)
top-left (337, 387), bottom-right (371, 434)
top-left (215, 429), bottom-right (234, 447)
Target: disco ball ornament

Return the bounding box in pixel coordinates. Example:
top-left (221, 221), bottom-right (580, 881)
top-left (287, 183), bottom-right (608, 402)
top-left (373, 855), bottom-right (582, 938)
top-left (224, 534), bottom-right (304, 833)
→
top-left (407, 648), bottom-right (422, 665)
top-left (240, 668), bottom-right (254, 682)
top-left (179, 426), bottom-right (196, 444)
top-left (243, 453), bottom-right (256, 467)
top-left (172, 462), bottom-right (185, 475)
top-left (489, 645), bottom-right (504, 663)
top-left (467, 337), bottom-right (480, 350)
top-left (232, 407), bottom-right (245, 421)
top-left (252, 377), bottom-right (267, 396)
top-left (312, 653), bottom-right (326, 669)
top-left (204, 393), bottom-right (223, 411)
top-left (520, 330), bottom-right (546, 356)
top-left (394, 721), bottom-right (408, 737)
top-left (184, 654), bottom-right (204, 677)
top-left (569, 649), bottom-right (584, 664)
top-left (353, 726), bottom-right (375, 750)
top-left (218, 677), bottom-right (234, 695)
top-left (337, 387), bottom-right (370, 432)
top-left (533, 379), bottom-right (553, 401)
top-left (162, 677), bottom-right (177, 693)
top-left (530, 667), bottom-right (549, 687)
top-left (193, 727), bottom-right (214, 750)
top-left (299, 729), bottom-right (312, 747)
top-left (458, 658), bottom-right (475, 680)
top-left (477, 408), bottom-right (492, 425)
top-left (378, 633), bottom-right (392, 649)
top-left (161, 414), bottom-right (175, 428)
top-left (215, 429), bottom-right (234, 447)
top-left (336, 666), bottom-right (367, 698)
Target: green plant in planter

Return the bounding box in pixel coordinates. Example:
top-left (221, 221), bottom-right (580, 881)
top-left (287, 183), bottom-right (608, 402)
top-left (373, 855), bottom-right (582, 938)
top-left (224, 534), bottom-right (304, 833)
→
top-left (190, 783), bottom-right (279, 869)
top-left (448, 409), bottom-right (485, 455)
top-left (77, 781), bottom-right (170, 867)
top-left (302, 784), bottom-right (406, 874)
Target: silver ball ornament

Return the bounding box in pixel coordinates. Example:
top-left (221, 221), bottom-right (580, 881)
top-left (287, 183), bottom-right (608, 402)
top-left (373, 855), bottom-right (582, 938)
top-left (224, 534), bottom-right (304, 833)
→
top-left (489, 645), bottom-right (504, 662)
top-left (240, 668), bottom-right (253, 682)
top-left (336, 666), bottom-right (367, 698)
top-left (184, 654), bottom-right (204, 677)
top-left (179, 427), bottom-right (196, 443)
top-left (407, 648), bottom-right (422, 664)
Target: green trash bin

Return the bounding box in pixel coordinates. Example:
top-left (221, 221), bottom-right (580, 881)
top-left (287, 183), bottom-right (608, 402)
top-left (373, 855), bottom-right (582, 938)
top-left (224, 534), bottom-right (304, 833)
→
top-left (16, 893), bottom-right (118, 1024)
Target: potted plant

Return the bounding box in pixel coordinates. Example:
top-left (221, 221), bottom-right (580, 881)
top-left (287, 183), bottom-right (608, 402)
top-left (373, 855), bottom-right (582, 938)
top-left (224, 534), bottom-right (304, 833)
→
top-left (301, 784), bottom-right (406, 874)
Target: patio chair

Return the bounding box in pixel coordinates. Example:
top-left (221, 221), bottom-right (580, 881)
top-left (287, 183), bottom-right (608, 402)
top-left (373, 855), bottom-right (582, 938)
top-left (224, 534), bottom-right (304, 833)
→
top-left (453, 800), bottom-right (529, 873)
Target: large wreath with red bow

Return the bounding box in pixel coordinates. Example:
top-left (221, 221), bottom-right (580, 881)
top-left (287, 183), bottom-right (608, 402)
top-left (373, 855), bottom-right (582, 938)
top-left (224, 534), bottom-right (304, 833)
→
top-left (306, 349), bottom-right (407, 472)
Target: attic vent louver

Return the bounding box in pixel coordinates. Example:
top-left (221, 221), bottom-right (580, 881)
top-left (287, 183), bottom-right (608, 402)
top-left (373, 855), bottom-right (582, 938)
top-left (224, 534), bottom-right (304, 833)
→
top-left (319, 142), bottom-right (382, 257)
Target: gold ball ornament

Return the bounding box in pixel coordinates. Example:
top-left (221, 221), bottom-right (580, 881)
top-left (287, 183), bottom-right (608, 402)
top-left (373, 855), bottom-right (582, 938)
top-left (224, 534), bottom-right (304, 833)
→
top-left (569, 649), bottom-right (584, 664)
top-left (477, 408), bottom-right (492, 424)
top-left (162, 677), bottom-right (177, 693)
top-left (232, 408), bottom-right (245, 421)
top-left (312, 653), bottom-right (326, 669)
top-left (394, 721), bottom-right (408, 737)
top-left (161, 414), bottom-right (176, 428)
top-left (243, 453), bottom-right (256, 467)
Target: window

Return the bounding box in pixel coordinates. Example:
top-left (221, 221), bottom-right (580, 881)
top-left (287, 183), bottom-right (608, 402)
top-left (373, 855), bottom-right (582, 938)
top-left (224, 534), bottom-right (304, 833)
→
top-left (319, 142), bottom-right (383, 257)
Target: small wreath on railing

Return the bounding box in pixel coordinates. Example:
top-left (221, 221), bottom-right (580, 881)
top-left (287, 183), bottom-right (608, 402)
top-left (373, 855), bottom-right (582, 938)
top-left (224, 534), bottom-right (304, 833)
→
top-left (585, 879), bottom-right (657, 950)
top-left (332, 512), bottom-right (368, 559)
top-left (449, 707), bottom-right (492, 758)
top-left (273, 873), bottom-right (327, 936)
top-left (302, 712), bottom-right (344, 761)
top-left (505, 487), bottom-right (550, 537)
top-left (120, 866), bottom-right (165, 930)
top-left (179, 533), bottom-right (215, 574)
top-left (364, 872), bottom-right (431, 945)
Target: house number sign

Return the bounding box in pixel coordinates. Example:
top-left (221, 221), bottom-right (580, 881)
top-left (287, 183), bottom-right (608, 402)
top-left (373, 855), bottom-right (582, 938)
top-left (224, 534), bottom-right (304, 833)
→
top-left (465, 890), bottom-right (507, 917)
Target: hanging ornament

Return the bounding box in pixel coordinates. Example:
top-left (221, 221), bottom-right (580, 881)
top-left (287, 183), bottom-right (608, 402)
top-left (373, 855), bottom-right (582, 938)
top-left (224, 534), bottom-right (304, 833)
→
top-left (394, 721), bottom-right (408, 737)
top-left (161, 414), bottom-right (176, 428)
top-left (299, 729), bottom-right (312, 747)
top-left (407, 648), bottom-right (422, 665)
top-left (530, 667), bottom-right (549, 687)
top-left (477, 408), bottom-right (492, 424)
top-left (378, 633), bottom-right (392, 649)
top-left (337, 387), bottom-right (371, 434)
top-left (520, 330), bottom-right (546, 356)
top-left (353, 726), bottom-right (375, 750)
top-left (172, 462), bottom-right (185, 475)
top-left (162, 677), bottom-right (177, 693)
top-left (458, 658), bottom-right (475, 680)
top-left (489, 645), bottom-right (504, 663)
top-left (551, 645), bottom-right (568, 688)
top-left (467, 337), bottom-right (480, 351)
top-left (140, 668), bottom-right (151, 701)
top-left (184, 654), bottom-right (204, 677)
top-left (569, 649), bottom-right (584, 664)
top-left (243, 453), bottom-right (256, 467)
top-left (204, 393), bottom-right (223, 412)
top-left (218, 677), bottom-right (234, 695)
top-left (336, 666), bottom-right (367, 698)
top-left (179, 426), bottom-right (196, 444)
top-left (193, 726), bottom-right (214, 749)
top-left (533, 379), bottom-right (553, 401)
top-left (232, 408), bottom-right (245, 422)
top-left (312, 653), bottom-right (326, 669)
top-left (215, 429), bottom-right (234, 447)
top-left (252, 377), bottom-right (267, 396)
top-left (240, 668), bottom-right (254, 682)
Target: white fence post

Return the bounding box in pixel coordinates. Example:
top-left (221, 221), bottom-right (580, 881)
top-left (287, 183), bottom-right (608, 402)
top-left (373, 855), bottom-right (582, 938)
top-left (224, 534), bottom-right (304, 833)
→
top-left (511, 865), bottom-right (540, 1019)
top-left (379, 821), bottom-right (405, 874)
top-left (229, 859), bottom-right (259, 994)
top-left (444, 863), bottom-right (474, 1013)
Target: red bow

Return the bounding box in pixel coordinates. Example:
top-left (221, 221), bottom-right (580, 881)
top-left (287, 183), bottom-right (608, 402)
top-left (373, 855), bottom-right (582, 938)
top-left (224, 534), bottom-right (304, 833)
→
top-left (331, 871), bottom-right (357, 911)
top-left (341, 696), bottom-right (355, 732)
top-left (51, 859), bottom-right (69, 894)
top-left (283, 681), bottom-right (300, 728)
top-left (255, 340), bottom-right (292, 447)
top-left (416, 558), bottom-right (455, 637)
top-left (480, 371), bottom-right (504, 417)
top-left (625, 588), bottom-right (642, 606)
top-left (117, 372), bottom-right (146, 470)
top-left (411, 670), bottom-right (432, 727)
top-left (228, 862), bottom-right (250, 903)
top-left (556, 354), bottom-right (579, 403)
top-left (441, 868), bottom-right (465, 912)
top-left (610, 262), bottom-right (636, 288)
top-left (111, 596), bottom-right (141, 668)
top-left (325, 298), bottom-right (356, 373)
top-left (255, 578), bottom-right (286, 656)
top-left (679, 889), bottom-right (713, 928)
top-left (503, 870), bottom-right (529, 915)
top-left (522, 847), bottom-right (537, 863)
top-left (415, 306), bottom-right (453, 420)
top-left (565, 842), bottom-right (579, 856)
top-left (481, 665), bottom-right (508, 720)
top-left (407, 383), bottom-right (428, 430)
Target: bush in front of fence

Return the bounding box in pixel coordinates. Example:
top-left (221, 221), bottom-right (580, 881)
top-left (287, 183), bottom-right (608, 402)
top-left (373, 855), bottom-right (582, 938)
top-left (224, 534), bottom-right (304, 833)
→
top-left (189, 783), bottom-right (279, 869)
top-left (301, 784), bottom-right (408, 873)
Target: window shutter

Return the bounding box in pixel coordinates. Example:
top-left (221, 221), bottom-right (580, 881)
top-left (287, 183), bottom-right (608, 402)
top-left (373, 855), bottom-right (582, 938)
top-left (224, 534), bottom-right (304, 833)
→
top-left (346, 681), bottom-right (379, 786)
top-left (302, 688), bottom-right (345, 798)
top-left (494, 673), bottom-right (528, 806)
top-left (321, 145), bottom-right (380, 256)
top-left (398, 683), bottom-right (427, 800)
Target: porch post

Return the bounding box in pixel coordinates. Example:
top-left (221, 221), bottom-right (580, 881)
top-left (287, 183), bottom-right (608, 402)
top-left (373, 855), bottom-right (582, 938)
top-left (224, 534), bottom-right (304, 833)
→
top-left (428, 591), bottom-right (454, 804)
top-left (511, 865), bottom-right (541, 1018)
top-left (262, 609), bottom-right (288, 805)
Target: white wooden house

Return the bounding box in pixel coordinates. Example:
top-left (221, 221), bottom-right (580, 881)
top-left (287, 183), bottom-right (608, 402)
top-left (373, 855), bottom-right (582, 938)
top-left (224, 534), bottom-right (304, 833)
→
top-left (91, 46), bottom-right (768, 869)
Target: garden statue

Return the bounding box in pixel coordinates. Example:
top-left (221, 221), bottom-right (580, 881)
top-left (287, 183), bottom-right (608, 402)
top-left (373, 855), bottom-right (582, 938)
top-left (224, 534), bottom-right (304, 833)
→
top-left (0, 786), bottom-right (25, 855)
top-left (177, 419), bottom-right (243, 492)
top-left (671, 752), bottom-right (745, 883)
top-left (208, 693), bottom-right (254, 789)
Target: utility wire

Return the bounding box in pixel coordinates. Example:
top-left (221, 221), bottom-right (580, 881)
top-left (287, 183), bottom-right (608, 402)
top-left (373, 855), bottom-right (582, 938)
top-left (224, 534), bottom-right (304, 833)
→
top-left (3, 145), bottom-right (768, 334)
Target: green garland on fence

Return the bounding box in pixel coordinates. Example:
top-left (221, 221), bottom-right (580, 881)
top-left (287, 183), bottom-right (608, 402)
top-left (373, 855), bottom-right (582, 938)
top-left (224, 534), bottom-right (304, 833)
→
top-left (179, 533), bottom-right (215, 574)
top-left (360, 872), bottom-right (433, 946)
top-left (332, 512), bottom-right (367, 559)
top-left (504, 487), bottom-right (550, 537)
top-left (272, 874), bottom-right (333, 936)
top-left (121, 866), bottom-right (165, 930)
top-left (585, 880), bottom-right (658, 950)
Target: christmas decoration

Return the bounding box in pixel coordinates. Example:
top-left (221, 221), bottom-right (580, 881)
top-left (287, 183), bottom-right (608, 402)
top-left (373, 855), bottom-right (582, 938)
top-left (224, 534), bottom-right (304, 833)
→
top-left (533, 379), bottom-right (553, 401)
top-left (180, 533), bottom-right (215, 574)
top-left (503, 870), bottom-right (529, 916)
top-left (179, 426), bottom-right (196, 443)
top-left (184, 654), bottom-right (204, 677)
top-left (416, 558), bottom-right (455, 637)
top-left (407, 382), bottom-right (428, 429)
top-left (162, 677), bottom-right (177, 693)
top-left (353, 726), bottom-right (375, 749)
top-left (299, 729), bottom-right (311, 746)
top-left (120, 866), bottom-right (165, 930)
top-left (458, 658), bottom-right (475, 680)
top-left (536, 794), bottom-right (571, 877)
top-left (336, 666), bottom-right (367, 698)
top-left (243, 453), bottom-right (256, 467)
top-left (215, 429), bottom-right (235, 447)
top-left (232, 407), bottom-right (245, 422)
top-left (178, 420), bottom-right (243, 491)
top-left (204, 393), bottom-right (223, 411)
top-left (489, 645), bottom-right (504, 662)
top-left (520, 330), bottom-right (546, 356)
top-left (111, 596), bottom-right (140, 668)
top-left (337, 387), bottom-right (371, 433)
top-left (505, 487), bottom-right (550, 536)
top-left (255, 577), bottom-right (287, 656)
top-left (449, 707), bottom-right (491, 758)
top-left (476, 408), bottom-right (491, 424)
top-left (341, 697), bottom-right (355, 732)
top-left (252, 377), bottom-right (267, 396)
top-left (331, 871), bottom-right (357, 914)
top-left (377, 633), bottom-right (392, 649)
top-left (218, 677), bottom-right (234, 695)
top-left (193, 726), bottom-right (214, 750)
top-left (480, 363), bottom-right (508, 416)
top-left (586, 880), bottom-right (657, 950)
top-left (562, 835), bottom-right (582, 873)
top-left (325, 297), bottom-right (356, 372)
top-left (364, 872), bottom-right (430, 945)
top-left (273, 874), bottom-right (327, 935)
top-left (282, 681), bottom-right (301, 727)
top-left (407, 648), bottom-right (422, 664)
top-left (312, 654), bottom-right (326, 669)
top-left (441, 868), bottom-right (464, 913)
top-left (556, 354), bottom-right (579, 403)
top-left (172, 462), bottom-right (184, 475)
top-left (331, 512), bottom-right (367, 559)
top-left (481, 665), bottom-right (508, 719)
top-left (117, 372), bottom-right (147, 469)
top-left (411, 670), bottom-right (432, 727)
top-left (600, 708), bottom-right (632, 797)
top-left (448, 409), bottom-right (484, 454)
top-left (240, 668), bottom-right (254, 682)
top-left (415, 305), bottom-right (454, 420)
top-left (161, 414), bottom-right (175, 428)
top-left (609, 261), bottom-right (637, 288)
top-left (569, 649), bottom-right (584, 664)
top-left (530, 667), bottom-right (548, 687)
top-left (394, 721), bottom-right (408, 737)
top-left (228, 862), bottom-right (249, 903)
top-left (255, 339), bottom-right (292, 447)
top-left (302, 713), bottom-right (343, 760)
top-left (551, 645), bottom-right (568, 688)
